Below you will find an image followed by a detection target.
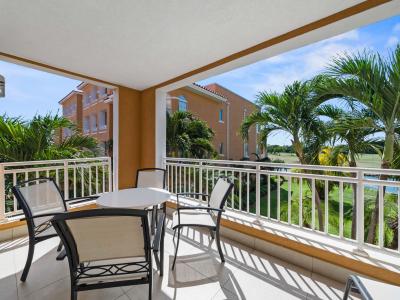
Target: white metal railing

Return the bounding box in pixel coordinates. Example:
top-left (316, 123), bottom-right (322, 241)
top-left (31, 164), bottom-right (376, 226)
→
top-left (164, 157), bottom-right (400, 256)
top-left (0, 157), bottom-right (112, 220)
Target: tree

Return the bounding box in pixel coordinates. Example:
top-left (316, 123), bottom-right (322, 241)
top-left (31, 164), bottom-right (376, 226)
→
top-left (319, 106), bottom-right (380, 238)
top-left (240, 80), bottom-right (328, 231)
top-left (0, 114), bottom-right (98, 162)
top-left (316, 45), bottom-right (400, 243)
top-left (166, 111), bottom-right (217, 158)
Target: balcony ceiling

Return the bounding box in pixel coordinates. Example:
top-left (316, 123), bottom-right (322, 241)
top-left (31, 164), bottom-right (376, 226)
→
top-left (0, 0), bottom-right (397, 90)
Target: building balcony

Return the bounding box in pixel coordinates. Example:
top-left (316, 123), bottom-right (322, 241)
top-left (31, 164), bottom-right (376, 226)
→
top-left (0, 157), bottom-right (399, 299)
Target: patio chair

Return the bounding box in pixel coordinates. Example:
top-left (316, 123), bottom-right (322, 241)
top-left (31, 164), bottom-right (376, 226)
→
top-left (136, 168), bottom-right (166, 234)
top-left (12, 177), bottom-right (98, 282)
top-left (171, 176), bottom-right (234, 270)
top-left (51, 208), bottom-right (152, 300)
top-left (343, 275), bottom-right (400, 300)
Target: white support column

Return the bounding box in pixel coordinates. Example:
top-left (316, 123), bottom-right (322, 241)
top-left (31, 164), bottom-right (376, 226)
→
top-left (155, 89), bottom-right (167, 169)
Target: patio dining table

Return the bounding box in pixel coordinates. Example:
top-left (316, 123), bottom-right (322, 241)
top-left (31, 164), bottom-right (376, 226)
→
top-left (97, 187), bottom-right (171, 276)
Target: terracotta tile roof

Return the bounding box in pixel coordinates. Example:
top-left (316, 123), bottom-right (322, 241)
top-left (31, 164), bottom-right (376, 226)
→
top-left (192, 82), bottom-right (227, 99)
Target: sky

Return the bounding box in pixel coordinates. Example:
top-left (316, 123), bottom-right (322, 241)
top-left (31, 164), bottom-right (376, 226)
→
top-left (199, 14), bottom-right (400, 145)
top-left (0, 14), bottom-right (399, 145)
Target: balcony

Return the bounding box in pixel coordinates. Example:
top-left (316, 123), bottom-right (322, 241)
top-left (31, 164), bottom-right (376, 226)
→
top-left (0, 157), bottom-right (399, 299)
top-left (1, 211), bottom-right (343, 300)
top-left (1, 1), bottom-right (400, 298)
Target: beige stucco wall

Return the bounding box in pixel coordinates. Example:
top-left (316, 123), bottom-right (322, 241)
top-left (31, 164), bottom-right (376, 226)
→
top-left (168, 87), bottom-right (227, 158)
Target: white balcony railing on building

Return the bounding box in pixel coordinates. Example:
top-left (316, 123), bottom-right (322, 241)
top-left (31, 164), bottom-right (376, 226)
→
top-left (164, 157), bottom-right (400, 256)
top-left (0, 157), bottom-right (112, 220)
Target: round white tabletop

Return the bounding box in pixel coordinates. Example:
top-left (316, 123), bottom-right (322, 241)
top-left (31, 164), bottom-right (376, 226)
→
top-left (97, 187), bottom-right (171, 209)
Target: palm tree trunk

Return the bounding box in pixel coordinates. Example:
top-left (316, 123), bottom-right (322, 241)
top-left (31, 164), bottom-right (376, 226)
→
top-left (366, 131), bottom-right (394, 244)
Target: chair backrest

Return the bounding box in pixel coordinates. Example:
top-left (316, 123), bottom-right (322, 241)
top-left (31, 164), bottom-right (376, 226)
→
top-left (209, 177), bottom-right (234, 209)
top-left (12, 178), bottom-right (67, 226)
top-left (136, 168), bottom-right (166, 189)
top-left (51, 209), bottom-right (150, 267)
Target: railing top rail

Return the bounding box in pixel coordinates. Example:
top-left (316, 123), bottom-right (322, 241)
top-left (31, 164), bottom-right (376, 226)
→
top-left (1, 157), bottom-right (110, 168)
top-left (164, 157), bottom-right (400, 176)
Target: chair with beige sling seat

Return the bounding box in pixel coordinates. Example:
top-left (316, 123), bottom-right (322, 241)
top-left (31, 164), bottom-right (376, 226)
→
top-left (12, 178), bottom-right (98, 282)
top-left (171, 176), bottom-right (234, 270)
top-left (51, 208), bottom-right (153, 300)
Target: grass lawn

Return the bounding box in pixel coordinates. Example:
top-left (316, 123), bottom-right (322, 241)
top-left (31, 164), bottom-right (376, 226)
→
top-left (267, 153), bottom-right (381, 168)
top-left (236, 176), bottom-right (396, 244)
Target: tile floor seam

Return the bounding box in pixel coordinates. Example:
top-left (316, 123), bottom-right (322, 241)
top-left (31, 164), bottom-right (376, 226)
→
top-left (18, 274), bottom-right (69, 299)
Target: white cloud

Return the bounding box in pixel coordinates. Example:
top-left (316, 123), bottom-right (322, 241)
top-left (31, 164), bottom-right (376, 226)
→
top-left (386, 36), bottom-right (399, 48)
top-left (246, 37), bottom-right (364, 96)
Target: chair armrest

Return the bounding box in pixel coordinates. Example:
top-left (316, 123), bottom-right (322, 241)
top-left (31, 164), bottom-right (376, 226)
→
top-left (176, 193), bottom-right (209, 207)
top-left (65, 196), bottom-right (99, 205)
top-left (177, 206), bottom-right (224, 213)
top-left (29, 212), bottom-right (64, 220)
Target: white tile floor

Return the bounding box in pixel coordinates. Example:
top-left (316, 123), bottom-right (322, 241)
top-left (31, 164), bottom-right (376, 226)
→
top-left (0, 219), bottom-right (356, 300)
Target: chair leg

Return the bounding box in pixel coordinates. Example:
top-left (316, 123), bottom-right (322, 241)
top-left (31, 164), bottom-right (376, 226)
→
top-left (71, 288), bottom-right (78, 300)
top-left (151, 206), bottom-right (157, 235)
top-left (216, 227), bottom-right (225, 263)
top-left (57, 240), bottom-right (63, 252)
top-left (173, 228), bottom-right (177, 242)
top-left (148, 272), bottom-right (153, 300)
top-left (342, 277), bottom-right (354, 300)
top-left (20, 239), bottom-right (35, 282)
top-left (209, 229), bottom-right (215, 239)
top-left (172, 227), bottom-right (181, 270)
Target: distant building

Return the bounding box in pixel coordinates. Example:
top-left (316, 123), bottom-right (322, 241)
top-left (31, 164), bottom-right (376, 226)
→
top-left (59, 83), bottom-right (113, 155)
top-left (167, 83), bottom-right (259, 160)
top-left (60, 82), bottom-right (260, 160)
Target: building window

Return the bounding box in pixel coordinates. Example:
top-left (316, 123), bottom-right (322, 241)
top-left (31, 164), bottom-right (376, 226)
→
top-left (219, 143), bottom-right (224, 155)
top-left (63, 103), bottom-right (76, 116)
top-left (178, 95), bottom-right (187, 111)
top-left (243, 143), bottom-right (249, 158)
top-left (89, 86), bottom-right (97, 102)
top-left (90, 114), bottom-right (97, 132)
top-left (98, 87), bottom-right (107, 97)
top-left (219, 109), bottom-right (223, 123)
top-left (99, 110), bottom-right (107, 130)
top-left (83, 94), bottom-right (90, 108)
top-left (83, 117), bottom-right (90, 133)
top-left (63, 127), bottom-right (72, 138)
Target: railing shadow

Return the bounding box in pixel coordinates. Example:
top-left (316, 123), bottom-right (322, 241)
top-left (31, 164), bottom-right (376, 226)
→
top-left (164, 218), bottom-right (354, 300)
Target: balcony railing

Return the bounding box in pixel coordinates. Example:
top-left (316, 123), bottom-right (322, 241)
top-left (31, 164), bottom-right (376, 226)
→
top-left (164, 157), bottom-right (400, 256)
top-left (0, 157), bottom-right (112, 220)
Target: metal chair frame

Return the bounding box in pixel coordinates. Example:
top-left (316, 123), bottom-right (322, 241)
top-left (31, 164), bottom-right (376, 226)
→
top-left (12, 177), bottom-right (98, 281)
top-left (171, 176), bottom-right (234, 269)
top-left (51, 208), bottom-right (152, 300)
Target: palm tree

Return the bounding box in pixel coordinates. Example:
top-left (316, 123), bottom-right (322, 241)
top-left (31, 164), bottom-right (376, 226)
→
top-left (319, 106), bottom-right (379, 238)
top-left (0, 114), bottom-right (98, 162)
top-left (316, 45), bottom-right (400, 243)
top-left (166, 111), bottom-right (216, 158)
top-left (240, 80), bottom-right (328, 231)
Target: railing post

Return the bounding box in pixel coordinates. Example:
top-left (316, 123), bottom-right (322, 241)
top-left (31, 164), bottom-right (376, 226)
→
top-left (355, 170), bottom-right (368, 256)
top-left (108, 157), bottom-right (113, 192)
top-left (0, 164), bottom-right (5, 221)
top-left (256, 165), bottom-right (260, 217)
top-left (63, 161), bottom-right (69, 200)
top-left (199, 162), bottom-right (203, 201)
